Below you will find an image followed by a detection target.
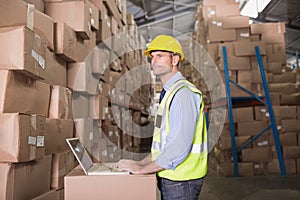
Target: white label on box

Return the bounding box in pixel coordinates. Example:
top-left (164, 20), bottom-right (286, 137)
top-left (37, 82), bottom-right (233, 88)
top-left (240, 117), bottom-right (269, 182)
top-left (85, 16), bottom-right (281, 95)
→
top-left (28, 136), bottom-right (36, 145)
top-left (38, 55), bottom-right (45, 69)
top-left (89, 132), bottom-right (93, 140)
top-left (36, 135), bottom-right (45, 147)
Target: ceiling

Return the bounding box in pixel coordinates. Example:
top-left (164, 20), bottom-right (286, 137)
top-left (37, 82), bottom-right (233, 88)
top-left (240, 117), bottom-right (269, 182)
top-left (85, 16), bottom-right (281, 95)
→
top-left (127, 0), bottom-right (300, 63)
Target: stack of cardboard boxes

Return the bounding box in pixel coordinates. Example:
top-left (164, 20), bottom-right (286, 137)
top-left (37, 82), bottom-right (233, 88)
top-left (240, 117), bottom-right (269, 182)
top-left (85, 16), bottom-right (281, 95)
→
top-left (0, 0), bottom-right (156, 199)
top-left (186, 0), bottom-right (300, 176)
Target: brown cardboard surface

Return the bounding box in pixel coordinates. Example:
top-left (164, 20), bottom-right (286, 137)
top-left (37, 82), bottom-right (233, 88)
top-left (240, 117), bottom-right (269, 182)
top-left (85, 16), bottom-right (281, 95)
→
top-left (89, 94), bottom-right (109, 120)
top-left (282, 146), bottom-right (300, 159)
top-left (268, 159), bottom-right (296, 174)
top-left (42, 48), bottom-right (67, 87)
top-left (32, 190), bottom-right (59, 200)
top-left (54, 23), bottom-right (96, 63)
top-left (281, 120), bottom-right (300, 132)
top-left (250, 22), bottom-right (286, 35)
top-left (237, 121), bottom-right (268, 136)
top-left (64, 166), bottom-right (157, 200)
top-left (0, 113), bottom-right (35, 162)
top-left (241, 148), bottom-right (272, 162)
top-left (48, 85), bottom-right (72, 119)
top-left (0, 155), bottom-right (52, 200)
top-left (51, 150), bottom-right (75, 190)
top-left (0, 0), bottom-right (29, 28)
top-left (218, 163), bottom-right (254, 177)
top-left (45, 1), bottom-right (98, 40)
top-left (222, 16), bottom-right (250, 29)
top-left (234, 41), bottom-right (266, 56)
top-left (45, 118), bottom-right (74, 155)
top-left (233, 107), bottom-right (254, 122)
top-left (0, 70), bottom-right (49, 115)
top-left (33, 9), bottom-right (54, 51)
top-left (72, 92), bottom-right (89, 119)
top-left (0, 26), bottom-right (46, 79)
top-left (31, 115), bottom-right (46, 160)
top-left (270, 132), bottom-right (298, 146)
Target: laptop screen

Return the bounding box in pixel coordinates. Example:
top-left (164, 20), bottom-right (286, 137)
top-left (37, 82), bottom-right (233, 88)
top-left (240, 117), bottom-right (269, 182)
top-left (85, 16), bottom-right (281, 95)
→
top-left (68, 138), bottom-right (94, 172)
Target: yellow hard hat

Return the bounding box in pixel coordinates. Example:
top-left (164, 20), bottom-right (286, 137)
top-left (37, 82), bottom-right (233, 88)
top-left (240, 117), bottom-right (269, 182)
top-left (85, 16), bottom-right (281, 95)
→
top-left (144, 35), bottom-right (185, 60)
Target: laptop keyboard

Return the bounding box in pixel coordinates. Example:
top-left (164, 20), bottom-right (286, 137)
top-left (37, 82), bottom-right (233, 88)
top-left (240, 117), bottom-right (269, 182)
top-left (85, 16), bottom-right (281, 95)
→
top-left (90, 164), bottom-right (114, 172)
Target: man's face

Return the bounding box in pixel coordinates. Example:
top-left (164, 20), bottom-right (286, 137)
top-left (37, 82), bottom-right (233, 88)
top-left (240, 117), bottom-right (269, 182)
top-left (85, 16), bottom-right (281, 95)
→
top-left (150, 51), bottom-right (173, 76)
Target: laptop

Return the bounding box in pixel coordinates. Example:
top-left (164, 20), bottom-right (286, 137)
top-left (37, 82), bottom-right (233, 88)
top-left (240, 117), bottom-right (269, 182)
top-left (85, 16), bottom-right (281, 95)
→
top-left (66, 138), bottom-right (129, 175)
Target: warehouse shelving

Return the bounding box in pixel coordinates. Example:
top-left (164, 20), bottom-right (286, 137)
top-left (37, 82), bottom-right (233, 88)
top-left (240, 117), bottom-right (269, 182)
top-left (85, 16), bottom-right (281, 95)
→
top-left (222, 45), bottom-right (286, 177)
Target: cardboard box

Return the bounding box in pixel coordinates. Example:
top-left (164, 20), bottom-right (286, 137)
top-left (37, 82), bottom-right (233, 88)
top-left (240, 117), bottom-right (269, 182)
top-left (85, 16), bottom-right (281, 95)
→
top-left (215, 3), bottom-right (240, 17)
top-left (207, 19), bottom-right (236, 42)
top-left (266, 44), bottom-right (286, 64)
top-left (51, 150), bottom-right (76, 190)
top-left (32, 190), bottom-right (59, 200)
top-left (33, 9), bottom-right (54, 51)
top-left (237, 121), bottom-right (268, 136)
top-left (48, 85), bottom-right (73, 119)
top-left (281, 120), bottom-right (300, 132)
top-left (0, 155), bottom-right (52, 200)
top-left (236, 28), bottom-right (250, 41)
top-left (268, 159), bottom-right (296, 174)
top-left (91, 46), bottom-right (111, 76)
top-left (282, 146), bottom-right (300, 159)
top-left (241, 148), bottom-right (272, 162)
top-left (45, 1), bottom-right (98, 39)
top-left (271, 132), bottom-right (297, 146)
top-left (45, 118), bottom-right (74, 155)
top-left (269, 83), bottom-right (297, 94)
top-left (234, 41), bottom-right (266, 56)
top-left (64, 166), bottom-right (157, 200)
top-left (280, 93), bottom-right (300, 105)
top-left (250, 22), bottom-right (286, 34)
top-left (54, 22), bottom-right (96, 62)
top-left (272, 106), bottom-right (297, 120)
top-left (31, 115), bottom-right (46, 160)
top-left (222, 16), bottom-right (250, 29)
top-left (67, 62), bottom-right (93, 94)
top-left (0, 70), bottom-right (50, 115)
top-left (218, 163), bottom-right (254, 177)
top-left (266, 62), bottom-right (284, 74)
top-left (72, 92), bottom-right (89, 119)
top-left (233, 107), bottom-right (254, 122)
top-left (0, 26), bottom-right (46, 79)
top-left (219, 55), bottom-right (251, 70)
top-left (0, 113), bottom-right (36, 162)
top-left (261, 32), bottom-right (285, 44)
top-left (89, 95), bottom-right (109, 120)
top-left (74, 118), bottom-right (94, 151)
top-left (24, 0), bottom-right (45, 12)
top-left (42, 49), bottom-right (67, 87)
top-left (0, 0), bottom-right (30, 28)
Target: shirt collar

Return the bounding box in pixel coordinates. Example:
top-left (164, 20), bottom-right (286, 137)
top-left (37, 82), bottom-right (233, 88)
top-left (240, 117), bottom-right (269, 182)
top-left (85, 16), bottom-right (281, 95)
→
top-left (163, 72), bottom-right (186, 91)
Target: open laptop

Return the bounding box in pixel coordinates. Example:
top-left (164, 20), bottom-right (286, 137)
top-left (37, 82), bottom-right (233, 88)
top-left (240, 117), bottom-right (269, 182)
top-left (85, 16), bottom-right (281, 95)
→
top-left (66, 138), bottom-right (129, 175)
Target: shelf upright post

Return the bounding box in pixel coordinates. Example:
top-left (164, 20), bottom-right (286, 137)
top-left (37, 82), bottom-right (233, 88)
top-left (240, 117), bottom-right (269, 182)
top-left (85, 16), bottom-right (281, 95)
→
top-left (255, 46), bottom-right (286, 176)
top-left (222, 46), bottom-right (239, 177)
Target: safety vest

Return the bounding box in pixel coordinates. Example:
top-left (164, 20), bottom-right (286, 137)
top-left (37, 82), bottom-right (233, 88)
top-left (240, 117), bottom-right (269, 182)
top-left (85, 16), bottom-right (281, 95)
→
top-left (151, 79), bottom-right (208, 181)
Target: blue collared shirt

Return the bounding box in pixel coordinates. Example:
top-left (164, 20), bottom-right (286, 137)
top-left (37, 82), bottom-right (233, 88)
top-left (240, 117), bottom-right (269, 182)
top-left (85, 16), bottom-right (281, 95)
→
top-left (155, 72), bottom-right (201, 170)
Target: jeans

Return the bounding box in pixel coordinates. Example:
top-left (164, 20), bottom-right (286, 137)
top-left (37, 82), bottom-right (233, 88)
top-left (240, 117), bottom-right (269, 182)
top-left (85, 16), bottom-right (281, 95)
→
top-left (157, 177), bottom-right (204, 200)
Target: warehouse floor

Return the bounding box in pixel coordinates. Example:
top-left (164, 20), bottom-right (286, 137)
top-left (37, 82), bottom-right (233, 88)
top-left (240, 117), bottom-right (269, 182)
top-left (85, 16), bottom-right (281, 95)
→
top-left (199, 169), bottom-right (300, 200)
top-left (156, 168), bottom-right (300, 200)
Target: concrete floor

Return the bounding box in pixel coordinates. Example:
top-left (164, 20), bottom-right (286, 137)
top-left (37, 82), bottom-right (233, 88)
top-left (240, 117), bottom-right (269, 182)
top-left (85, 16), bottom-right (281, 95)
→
top-left (199, 169), bottom-right (300, 200)
top-left (156, 169), bottom-right (300, 200)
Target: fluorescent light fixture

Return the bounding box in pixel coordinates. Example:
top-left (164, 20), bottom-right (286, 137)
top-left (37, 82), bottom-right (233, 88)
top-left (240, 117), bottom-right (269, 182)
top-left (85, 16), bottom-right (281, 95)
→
top-left (240, 0), bottom-right (271, 18)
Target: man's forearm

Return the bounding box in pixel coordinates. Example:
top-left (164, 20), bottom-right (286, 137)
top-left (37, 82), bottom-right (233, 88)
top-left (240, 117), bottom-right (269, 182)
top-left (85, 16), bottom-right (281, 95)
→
top-left (139, 154), bottom-right (152, 165)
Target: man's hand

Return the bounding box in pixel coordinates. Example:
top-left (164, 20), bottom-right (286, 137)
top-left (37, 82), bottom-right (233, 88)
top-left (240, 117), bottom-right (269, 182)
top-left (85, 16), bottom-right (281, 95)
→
top-left (116, 159), bottom-right (144, 174)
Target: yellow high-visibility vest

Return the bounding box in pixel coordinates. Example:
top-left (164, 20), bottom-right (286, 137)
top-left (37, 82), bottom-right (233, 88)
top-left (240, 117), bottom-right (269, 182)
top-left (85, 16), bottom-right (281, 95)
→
top-left (151, 79), bottom-right (208, 181)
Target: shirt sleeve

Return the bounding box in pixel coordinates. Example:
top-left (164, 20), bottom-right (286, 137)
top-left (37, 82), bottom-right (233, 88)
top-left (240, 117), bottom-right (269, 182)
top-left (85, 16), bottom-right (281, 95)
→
top-left (155, 87), bottom-right (201, 170)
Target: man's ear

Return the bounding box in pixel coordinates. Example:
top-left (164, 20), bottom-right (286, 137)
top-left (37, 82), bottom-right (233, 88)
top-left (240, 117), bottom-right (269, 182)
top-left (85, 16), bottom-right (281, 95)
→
top-left (172, 55), bottom-right (180, 66)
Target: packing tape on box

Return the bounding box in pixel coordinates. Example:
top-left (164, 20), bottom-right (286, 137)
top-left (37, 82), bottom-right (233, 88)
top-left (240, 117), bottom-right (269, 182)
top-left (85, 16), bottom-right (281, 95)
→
top-left (27, 4), bottom-right (35, 30)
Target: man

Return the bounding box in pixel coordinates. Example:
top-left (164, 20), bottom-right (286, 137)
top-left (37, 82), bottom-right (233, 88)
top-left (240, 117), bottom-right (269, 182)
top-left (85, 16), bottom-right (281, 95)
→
top-left (116, 35), bottom-right (208, 200)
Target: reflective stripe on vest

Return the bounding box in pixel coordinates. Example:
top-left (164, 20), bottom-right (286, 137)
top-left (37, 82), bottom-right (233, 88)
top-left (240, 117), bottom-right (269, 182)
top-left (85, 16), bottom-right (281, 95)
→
top-left (151, 79), bottom-right (208, 181)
